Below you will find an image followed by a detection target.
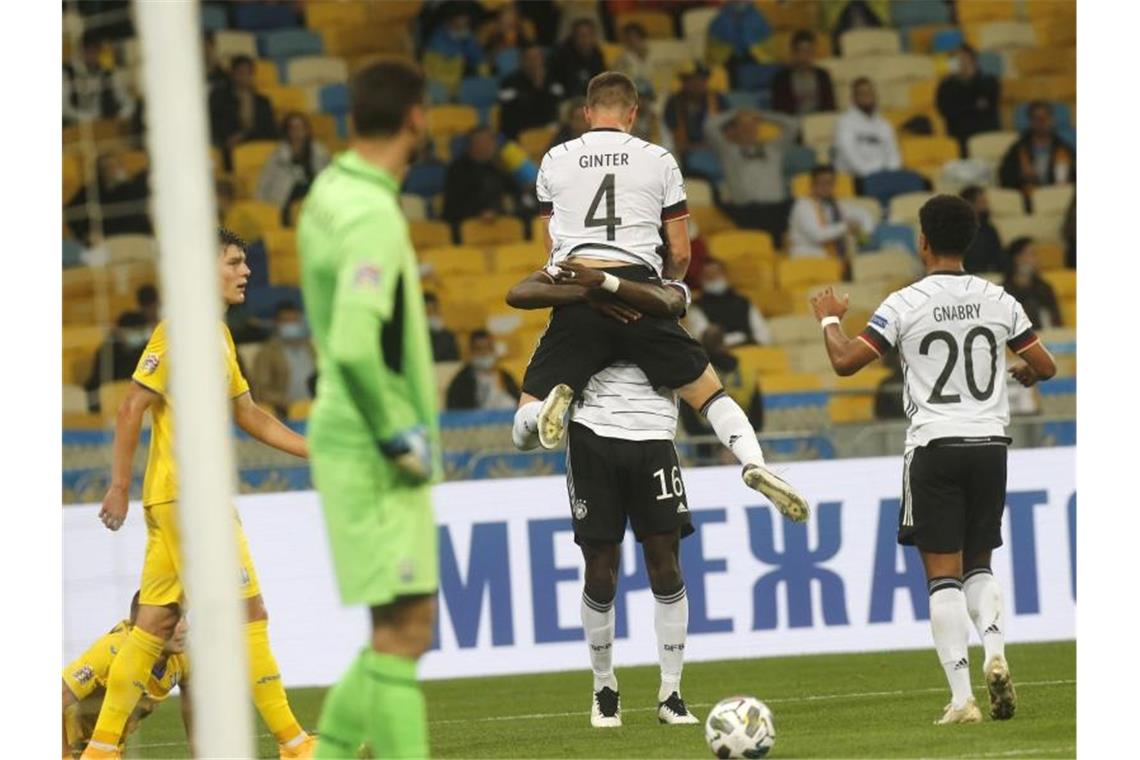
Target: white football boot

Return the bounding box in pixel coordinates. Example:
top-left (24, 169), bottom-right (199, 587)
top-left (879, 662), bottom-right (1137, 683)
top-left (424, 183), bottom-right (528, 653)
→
top-left (657, 691), bottom-right (699, 725)
top-left (985, 656), bottom-right (1017, 720)
top-left (590, 686), bottom-right (622, 728)
top-left (934, 697), bottom-right (984, 725)
top-left (537, 384), bottom-right (575, 449)
top-left (743, 463), bottom-right (811, 522)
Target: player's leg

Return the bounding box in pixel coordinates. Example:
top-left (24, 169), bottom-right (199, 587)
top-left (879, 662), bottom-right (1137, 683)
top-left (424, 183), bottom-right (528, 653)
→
top-left (641, 530), bottom-right (699, 725)
top-left (580, 541), bottom-right (622, 727)
top-left (241, 591), bottom-right (313, 756)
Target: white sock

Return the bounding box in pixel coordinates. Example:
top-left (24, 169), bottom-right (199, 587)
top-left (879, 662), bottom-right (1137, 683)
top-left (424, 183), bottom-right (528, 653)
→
top-left (702, 394), bottom-right (765, 467)
top-left (654, 585), bottom-right (688, 701)
top-left (929, 579), bottom-right (974, 709)
top-left (581, 591), bottom-right (617, 692)
top-left (964, 568), bottom-right (1006, 668)
top-left (512, 400), bottom-right (541, 450)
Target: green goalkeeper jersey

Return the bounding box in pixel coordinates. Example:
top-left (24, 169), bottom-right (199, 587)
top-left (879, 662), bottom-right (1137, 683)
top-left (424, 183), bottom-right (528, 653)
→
top-left (298, 150), bottom-right (440, 468)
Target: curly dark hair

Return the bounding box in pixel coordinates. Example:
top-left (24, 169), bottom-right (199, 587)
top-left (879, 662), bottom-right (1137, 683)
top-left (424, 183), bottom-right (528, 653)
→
top-left (218, 227), bottom-right (247, 252)
top-left (918, 195), bottom-right (978, 256)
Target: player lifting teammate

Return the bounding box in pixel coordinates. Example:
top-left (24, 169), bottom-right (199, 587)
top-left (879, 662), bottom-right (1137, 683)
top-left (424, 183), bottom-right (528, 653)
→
top-left (510, 267), bottom-right (701, 728)
top-left (510, 71), bottom-right (809, 524)
top-left (810, 195), bottom-right (1056, 725)
top-left (83, 230), bottom-right (313, 760)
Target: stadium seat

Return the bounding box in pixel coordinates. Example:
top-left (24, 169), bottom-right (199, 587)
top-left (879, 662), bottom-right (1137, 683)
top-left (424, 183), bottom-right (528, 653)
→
top-left (851, 249), bottom-right (920, 283)
top-left (690, 205), bottom-right (737, 237)
top-left (840, 28), bottom-right (902, 57)
top-left (955, 0), bottom-right (1016, 24)
top-left (681, 6), bottom-right (719, 59)
top-left (968, 21), bottom-right (1036, 51)
top-left (235, 2), bottom-right (299, 30)
top-left (891, 1), bottom-right (951, 28)
top-left (232, 139), bottom-right (279, 176)
top-left (402, 162), bottom-right (446, 198)
top-left (287, 399), bottom-right (311, 421)
top-left (828, 394), bottom-right (875, 424)
top-left (1013, 102), bottom-right (1074, 134)
top-left (258, 29), bottom-right (323, 59)
top-left (782, 145), bottom-right (818, 180)
top-left (756, 0), bottom-right (818, 31)
top-left (1040, 268), bottom-right (1076, 300)
top-left (63, 239), bottom-right (84, 269)
top-left (104, 235), bottom-right (157, 264)
top-left (460, 216), bottom-right (525, 247)
top-left (1003, 76), bottom-right (1076, 106)
top-left (400, 194), bottom-right (427, 221)
top-left (845, 196), bottom-right (883, 228)
top-left (781, 342), bottom-right (835, 374)
top-left (766, 314), bottom-right (822, 347)
top-left (63, 151), bottom-right (83, 203)
top-left (614, 10), bottom-right (673, 39)
top-left (214, 30), bottom-right (258, 60)
top-left (930, 27), bottom-right (964, 53)
top-left (735, 63), bottom-right (781, 92)
top-left (304, 0), bottom-right (369, 28)
top-left (268, 252), bottom-right (299, 286)
top-left (1059, 297), bottom-right (1076, 328)
top-left (861, 170), bottom-right (926, 206)
top-left (900, 136), bottom-right (958, 172)
top-left (734, 345), bottom-right (790, 377)
top-left (887, 191), bottom-right (934, 224)
top-left (1032, 241), bottom-right (1066, 271)
top-left (1014, 46), bottom-right (1076, 78)
top-left (790, 171), bottom-right (855, 199)
top-left (994, 214), bottom-right (1063, 246)
top-left (409, 220), bottom-right (453, 251)
top-left (458, 76), bottom-right (500, 109)
top-left (427, 105), bottom-right (479, 142)
top-left (684, 149), bottom-right (723, 182)
top-left (1032, 185), bottom-right (1075, 217)
top-left (492, 242), bottom-right (546, 274)
top-left (224, 200), bottom-right (281, 242)
top-left (1032, 16), bottom-right (1076, 46)
top-left (494, 48), bottom-right (520, 77)
top-left (759, 371), bottom-right (824, 392)
top-left (708, 230), bottom-right (776, 261)
top-left (800, 112), bottom-right (840, 154)
top-left (261, 85), bottom-right (310, 116)
top-left (285, 56), bottom-right (348, 87)
top-left (63, 384), bottom-right (88, 415)
top-left (778, 257), bottom-right (844, 290)
top-left (871, 222), bottom-right (917, 253)
top-left (966, 130), bottom-right (1019, 165)
top-left (986, 187), bottom-right (1025, 219)
top-left (317, 82), bottom-right (350, 114)
top-left (418, 246), bottom-right (487, 279)
top-left (517, 125), bottom-right (557, 164)
top-left (685, 177), bottom-right (714, 209)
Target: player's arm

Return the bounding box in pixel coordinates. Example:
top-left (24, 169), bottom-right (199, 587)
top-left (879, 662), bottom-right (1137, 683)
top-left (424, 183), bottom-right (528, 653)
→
top-left (810, 286), bottom-right (880, 376)
top-left (661, 216), bottom-right (691, 280)
top-left (100, 382), bottom-right (158, 531)
top-left (232, 392), bottom-right (308, 459)
top-left (1007, 309), bottom-right (1057, 386)
top-left (179, 680), bottom-right (195, 757)
top-left (505, 269), bottom-right (590, 309)
top-left (553, 262), bottom-right (688, 318)
top-left (62, 681), bottom-right (78, 758)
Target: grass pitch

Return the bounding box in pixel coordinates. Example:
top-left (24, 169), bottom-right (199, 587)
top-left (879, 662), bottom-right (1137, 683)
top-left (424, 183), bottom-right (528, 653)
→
top-left (127, 640), bottom-right (1075, 758)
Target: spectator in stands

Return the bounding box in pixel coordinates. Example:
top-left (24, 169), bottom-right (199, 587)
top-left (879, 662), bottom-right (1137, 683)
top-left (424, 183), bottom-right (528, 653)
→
top-left (959, 185), bottom-right (1007, 274)
top-left (687, 259), bottom-right (772, 347)
top-left (499, 44), bottom-right (565, 139)
top-left (446, 330), bottom-right (521, 410)
top-left (787, 164), bottom-right (875, 259)
top-left (615, 22), bottom-right (652, 93)
top-left (704, 107), bottom-right (799, 240)
top-left (255, 112), bottom-right (332, 225)
top-left (833, 77), bottom-right (901, 182)
top-left (136, 284), bottom-right (160, 332)
top-left (208, 55), bottom-right (277, 164)
top-left (443, 126), bottom-right (518, 233)
top-left (251, 301), bottom-right (316, 419)
top-left (632, 86), bottom-right (672, 152)
top-left (84, 311), bottom-right (149, 413)
top-left (482, 2), bottom-right (534, 61)
top-left (203, 31), bottom-right (229, 94)
top-left (425, 292), bottom-right (460, 362)
top-left (771, 30), bottom-right (836, 117)
top-left (665, 62), bottom-right (729, 157)
top-left (1003, 238), bottom-right (1063, 329)
top-left (550, 18), bottom-right (605, 98)
top-left (824, 0), bottom-right (887, 55)
top-left (65, 151), bottom-right (153, 244)
top-left (936, 45), bottom-right (1000, 155)
top-left (998, 101), bottom-right (1076, 204)
top-left (426, 6), bottom-right (484, 76)
top-left (705, 0), bottom-right (772, 84)
top-left (680, 324), bottom-right (764, 457)
top-left (63, 30), bottom-right (135, 126)
top-left (548, 96), bottom-right (589, 151)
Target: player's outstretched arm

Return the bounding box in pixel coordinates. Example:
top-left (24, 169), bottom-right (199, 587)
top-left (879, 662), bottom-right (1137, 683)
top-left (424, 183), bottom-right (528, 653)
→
top-left (232, 392), bottom-right (308, 459)
top-left (100, 382), bottom-right (158, 531)
top-left (661, 217), bottom-right (691, 280)
top-left (178, 680), bottom-right (195, 757)
top-left (505, 270), bottom-right (590, 309)
top-left (810, 286), bottom-right (879, 376)
top-left (553, 262), bottom-right (687, 318)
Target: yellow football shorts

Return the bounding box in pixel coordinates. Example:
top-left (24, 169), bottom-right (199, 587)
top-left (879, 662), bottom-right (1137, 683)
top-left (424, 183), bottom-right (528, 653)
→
top-left (139, 500), bottom-right (261, 606)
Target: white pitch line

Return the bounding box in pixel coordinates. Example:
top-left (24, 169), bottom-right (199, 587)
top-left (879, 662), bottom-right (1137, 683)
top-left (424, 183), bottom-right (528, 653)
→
top-left (949, 745), bottom-right (1076, 759)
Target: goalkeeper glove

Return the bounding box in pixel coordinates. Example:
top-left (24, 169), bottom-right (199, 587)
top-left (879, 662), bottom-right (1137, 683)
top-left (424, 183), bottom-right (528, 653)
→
top-left (378, 426), bottom-right (433, 484)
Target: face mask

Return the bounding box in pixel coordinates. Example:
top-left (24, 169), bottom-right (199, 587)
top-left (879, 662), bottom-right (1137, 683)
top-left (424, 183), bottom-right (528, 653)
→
top-left (703, 279), bottom-right (729, 295)
top-left (428, 316), bottom-right (445, 331)
top-left (278, 322), bottom-right (308, 341)
top-left (122, 330), bottom-right (148, 349)
top-left (472, 354), bottom-right (496, 371)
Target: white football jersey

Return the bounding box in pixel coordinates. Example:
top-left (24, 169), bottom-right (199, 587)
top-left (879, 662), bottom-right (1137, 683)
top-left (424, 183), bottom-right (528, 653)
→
top-left (570, 361), bottom-right (679, 441)
top-left (858, 272), bottom-right (1039, 451)
top-left (536, 128), bottom-right (688, 276)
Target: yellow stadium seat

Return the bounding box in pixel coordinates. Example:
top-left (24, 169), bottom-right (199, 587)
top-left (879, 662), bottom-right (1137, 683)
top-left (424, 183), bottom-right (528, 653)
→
top-left (400, 194), bottom-right (427, 221)
top-left (708, 230), bottom-right (776, 260)
top-left (264, 229), bottom-right (299, 285)
top-left (1014, 46), bottom-right (1076, 78)
top-left (436, 298), bottom-right (487, 333)
top-left (409, 220), bottom-right (453, 251)
top-left (784, 343), bottom-right (835, 373)
top-left (308, 113), bottom-right (339, 143)
top-left (967, 20), bottom-right (1037, 51)
top-left (777, 257), bottom-right (844, 290)
top-left (734, 345), bottom-right (790, 377)
top-left (1032, 185), bottom-right (1075, 217)
top-left (286, 55), bottom-right (348, 87)
top-left (740, 285), bottom-right (793, 317)
top-left (460, 216), bottom-right (526, 246)
top-left (252, 59), bottom-right (280, 90)
top-left (600, 41), bottom-right (623, 69)
top-left (1033, 241), bottom-right (1066, 271)
top-left (956, 0), bottom-right (1016, 24)
top-left (1059, 297), bottom-right (1076, 328)
top-left (493, 242), bottom-right (546, 274)
top-left (98, 381), bottom-right (134, 417)
top-left (231, 141), bottom-right (279, 177)
top-left (906, 24), bottom-right (955, 54)
top-left (367, 0), bottom-right (422, 23)
top-left (614, 10), bottom-right (673, 39)
top-left (767, 314), bottom-right (823, 345)
top-left (800, 111), bottom-right (839, 153)
top-left (900, 136), bottom-right (958, 171)
top-left (224, 200), bottom-right (280, 242)
top-left (758, 372), bottom-right (824, 393)
top-left (518, 125), bottom-right (557, 164)
top-left (63, 151), bottom-right (84, 202)
top-left (828, 394), bottom-right (874, 424)
top-left (851, 250), bottom-right (920, 283)
top-left (214, 30), bottom-right (258, 60)
top-left (1040, 268), bottom-right (1075, 300)
top-left (685, 177), bottom-right (714, 209)
top-left (756, 0), bottom-right (819, 32)
top-left (287, 399), bottom-right (311, 420)
top-left (427, 105), bottom-right (479, 141)
top-left (790, 171), bottom-right (855, 199)
top-left (305, 0), bottom-right (370, 28)
top-left (1002, 75), bottom-right (1075, 105)
top-left (909, 79), bottom-right (936, 109)
top-left (840, 28), bottom-right (901, 57)
top-left (690, 205), bottom-right (737, 236)
top-left (502, 325), bottom-right (547, 360)
top-left (888, 192), bottom-right (935, 224)
top-left (261, 85), bottom-right (311, 114)
top-left (63, 384), bottom-right (88, 415)
top-left (419, 246), bottom-right (487, 277)
top-left (1025, 0), bottom-right (1076, 22)
top-left (1032, 16), bottom-right (1076, 46)
top-left (966, 130), bottom-right (1019, 165)
top-left (105, 235), bottom-right (158, 264)
top-left (263, 228), bottom-right (296, 258)
top-left (994, 214), bottom-right (1063, 246)
top-left (985, 187), bottom-right (1025, 219)
top-left (118, 149), bottom-right (149, 177)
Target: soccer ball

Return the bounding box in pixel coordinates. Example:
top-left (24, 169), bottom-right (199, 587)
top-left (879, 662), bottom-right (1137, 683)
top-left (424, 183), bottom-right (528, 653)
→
top-left (704, 696), bottom-right (776, 758)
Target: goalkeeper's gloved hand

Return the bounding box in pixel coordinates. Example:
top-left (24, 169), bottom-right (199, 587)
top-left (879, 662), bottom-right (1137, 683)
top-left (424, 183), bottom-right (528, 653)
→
top-left (378, 426), bottom-right (433, 484)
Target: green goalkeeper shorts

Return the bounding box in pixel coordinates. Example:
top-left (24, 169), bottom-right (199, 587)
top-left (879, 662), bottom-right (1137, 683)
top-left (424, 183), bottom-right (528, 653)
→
top-left (310, 449), bottom-right (439, 607)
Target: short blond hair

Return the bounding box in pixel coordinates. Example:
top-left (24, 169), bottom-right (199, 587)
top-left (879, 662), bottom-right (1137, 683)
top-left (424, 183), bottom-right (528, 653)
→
top-left (586, 71), bottom-right (638, 111)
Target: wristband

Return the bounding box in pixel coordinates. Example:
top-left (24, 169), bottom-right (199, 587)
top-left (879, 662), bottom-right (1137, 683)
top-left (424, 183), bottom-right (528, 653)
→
top-left (600, 272), bottom-right (620, 293)
top-left (820, 316), bottom-right (841, 330)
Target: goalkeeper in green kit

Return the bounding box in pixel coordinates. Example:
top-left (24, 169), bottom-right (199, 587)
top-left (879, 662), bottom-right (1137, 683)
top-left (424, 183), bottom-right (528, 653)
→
top-left (297, 61), bottom-right (439, 759)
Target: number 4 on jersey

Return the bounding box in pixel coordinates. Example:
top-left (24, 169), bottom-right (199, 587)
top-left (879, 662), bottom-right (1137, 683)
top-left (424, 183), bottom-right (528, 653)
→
top-left (585, 173), bottom-right (622, 241)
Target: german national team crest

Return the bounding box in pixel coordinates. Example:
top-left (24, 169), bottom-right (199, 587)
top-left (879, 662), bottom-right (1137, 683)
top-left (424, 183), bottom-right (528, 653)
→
top-left (572, 499), bottom-right (588, 520)
top-left (140, 353), bottom-right (160, 375)
top-left (72, 665), bottom-right (94, 685)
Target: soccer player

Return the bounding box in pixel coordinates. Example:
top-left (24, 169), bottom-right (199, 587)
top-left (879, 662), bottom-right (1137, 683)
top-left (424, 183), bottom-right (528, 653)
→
top-left (297, 61), bottom-right (439, 759)
top-left (511, 70), bottom-right (809, 524)
top-left (63, 594), bottom-right (191, 759)
top-left (509, 265), bottom-right (701, 728)
top-left (809, 195), bottom-right (1057, 725)
top-left (83, 229), bottom-right (314, 760)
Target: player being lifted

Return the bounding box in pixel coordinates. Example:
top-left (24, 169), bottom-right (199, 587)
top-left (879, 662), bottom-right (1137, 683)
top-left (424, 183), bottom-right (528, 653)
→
top-left (809, 196), bottom-right (1056, 725)
top-left (510, 71), bottom-right (809, 523)
top-left (509, 265), bottom-right (700, 728)
top-left (83, 230), bottom-right (314, 760)
top-left (298, 61), bottom-right (439, 759)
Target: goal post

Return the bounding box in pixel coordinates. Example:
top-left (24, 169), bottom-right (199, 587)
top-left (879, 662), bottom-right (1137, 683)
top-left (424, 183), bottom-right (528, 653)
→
top-left (135, 1), bottom-right (254, 756)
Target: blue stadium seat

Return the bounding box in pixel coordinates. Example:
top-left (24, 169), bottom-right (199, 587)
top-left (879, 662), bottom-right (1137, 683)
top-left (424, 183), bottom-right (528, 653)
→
top-left (258, 29), bottom-right (322, 59)
top-left (1014, 102), bottom-right (1074, 133)
top-left (63, 239), bottom-right (84, 269)
top-left (201, 3), bottom-right (228, 31)
top-left (977, 50), bottom-right (1003, 78)
top-left (890, 0), bottom-right (951, 27)
top-left (735, 63), bottom-right (780, 93)
top-left (931, 28), bottom-right (964, 53)
top-left (402, 162), bottom-right (447, 198)
top-left (244, 240), bottom-right (269, 289)
top-left (756, 90), bottom-right (773, 110)
top-left (724, 91), bottom-right (758, 111)
top-left (684, 148), bottom-right (724, 182)
top-left (783, 144), bottom-right (818, 179)
top-left (458, 77), bottom-right (499, 109)
top-left (235, 3), bottom-right (299, 31)
top-left (861, 169), bottom-right (927, 205)
top-left (495, 49), bottom-right (520, 78)
top-left (334, 113), bottom-right (349, 139)
top-left (243, 285), bottom-right (301, 319)
top-left (427, 80), bottom-right (452, 105)
top-left (318, 83), bottom-right (349, 114)
top-left (871, 223), bottom-right (917, 254)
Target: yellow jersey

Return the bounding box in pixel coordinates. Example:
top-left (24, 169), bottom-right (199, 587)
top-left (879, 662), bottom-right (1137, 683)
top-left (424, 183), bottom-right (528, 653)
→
top-left (62, 620), bottom-right (189, 752)
top-left (131, 321), bottom-right (251, 507)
